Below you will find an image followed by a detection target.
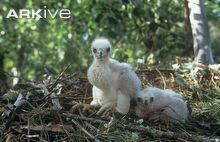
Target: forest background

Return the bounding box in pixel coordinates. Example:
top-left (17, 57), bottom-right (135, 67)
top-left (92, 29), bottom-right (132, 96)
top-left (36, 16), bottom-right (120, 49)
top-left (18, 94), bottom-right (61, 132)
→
top-left (0, 0), bottom-right (220, 85)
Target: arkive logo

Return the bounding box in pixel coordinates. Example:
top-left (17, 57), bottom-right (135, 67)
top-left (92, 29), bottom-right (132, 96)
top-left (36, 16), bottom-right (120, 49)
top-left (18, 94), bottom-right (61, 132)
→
top-left (6, 6), bottom-right (71, 19)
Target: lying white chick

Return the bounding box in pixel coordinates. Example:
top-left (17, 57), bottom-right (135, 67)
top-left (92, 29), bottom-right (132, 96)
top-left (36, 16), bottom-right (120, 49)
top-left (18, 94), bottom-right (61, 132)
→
top-left (135, 87), bottom-right (188, 123)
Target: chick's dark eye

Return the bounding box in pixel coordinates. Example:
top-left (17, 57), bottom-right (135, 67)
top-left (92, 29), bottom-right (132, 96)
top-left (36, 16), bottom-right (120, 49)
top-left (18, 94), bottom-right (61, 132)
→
top-left (150, 97), bottom-right (154, 103)
top-left (106, 47), bottom-right (110, 52)
top-left (93, 48), bottom-right (97, 53)
top-left (137, 97), bottom-right (142, 102)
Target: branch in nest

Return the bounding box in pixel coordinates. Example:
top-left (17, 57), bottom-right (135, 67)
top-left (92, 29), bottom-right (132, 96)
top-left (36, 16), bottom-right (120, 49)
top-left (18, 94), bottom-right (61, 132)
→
top-left (62, 113), bottom-right (218, 142)
top-left (118, 125), bottom-right (218, 142)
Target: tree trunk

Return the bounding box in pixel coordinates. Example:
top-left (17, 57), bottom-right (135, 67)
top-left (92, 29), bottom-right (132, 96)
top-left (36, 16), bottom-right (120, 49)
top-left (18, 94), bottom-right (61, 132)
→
top-left (183, 0), bottom-right (193, 56)
top-left (187, 0), bottom-right (215, 64)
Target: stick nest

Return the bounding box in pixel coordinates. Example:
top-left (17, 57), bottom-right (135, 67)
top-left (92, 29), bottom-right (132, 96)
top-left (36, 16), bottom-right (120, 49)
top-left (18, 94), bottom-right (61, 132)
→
top-left (0, 66), bottom-right (220, 142)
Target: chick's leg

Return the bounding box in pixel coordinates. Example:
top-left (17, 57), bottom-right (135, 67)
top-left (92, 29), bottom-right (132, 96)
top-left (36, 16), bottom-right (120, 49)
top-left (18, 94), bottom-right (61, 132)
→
top-left (116, 91), bottom-right (130, 114)
top-left (71, 101), bottom-right (96, 115)
top-left (96, 103), bottom-right (115, 116)
top-left (71, 85), bottom-right (101, 114)
top-left (90, 86), bottom-right (100, 106)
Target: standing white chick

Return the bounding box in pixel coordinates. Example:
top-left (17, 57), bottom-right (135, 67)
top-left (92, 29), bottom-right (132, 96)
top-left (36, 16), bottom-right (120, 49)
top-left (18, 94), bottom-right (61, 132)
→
top-left (135, 87), bottom-right (188, 123)
top-left (87, 38), bottom-right (141, 115)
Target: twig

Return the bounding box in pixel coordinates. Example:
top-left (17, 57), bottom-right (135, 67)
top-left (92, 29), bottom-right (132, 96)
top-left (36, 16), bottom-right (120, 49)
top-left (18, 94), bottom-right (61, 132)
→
top-left (39, 115), bottom-right (50, 141)
top-left (156, 69), bottom-right (166, 89)
top-left (62, 113), bottom-right (109, 124)
top-left (56, 111), bottom-right (74, 141)
top-left (118, 125), bottom-right (217, 142)
top-left (49, 64), bottom-right (70, 89)
top-left (58, 96), bottom-right (93, 100)
top-left (60, 72), bottom-right (78, 81)
top-left (71, 119), bottom-right (95, 139)
top-left (62, 113), bottom-right (218, 142)
top-left (20, 124), bottom-right (75, 133)
top-left (138, 68), bottom-right (175, 73)
top-left (27, 118), bottom-right (30, 142)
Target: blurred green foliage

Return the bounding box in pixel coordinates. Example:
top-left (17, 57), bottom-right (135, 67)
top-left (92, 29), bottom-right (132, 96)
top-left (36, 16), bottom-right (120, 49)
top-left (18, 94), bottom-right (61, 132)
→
top-left (0, 0), bottom-right (219, 82)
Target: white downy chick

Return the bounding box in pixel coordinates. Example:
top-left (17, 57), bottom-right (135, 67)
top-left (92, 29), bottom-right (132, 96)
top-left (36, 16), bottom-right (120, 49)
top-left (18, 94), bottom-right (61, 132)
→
top-left (135, 87), bottom-right (188, 123)
top-left (87, 38), bottom-right (141, 114)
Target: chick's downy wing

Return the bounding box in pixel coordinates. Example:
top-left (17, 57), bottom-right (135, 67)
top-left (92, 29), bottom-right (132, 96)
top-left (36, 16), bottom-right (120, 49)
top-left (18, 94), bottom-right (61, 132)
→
top-left (109, 59), bottom-right (141, 98)
top-left (118, 68), bottom-right (141, 99)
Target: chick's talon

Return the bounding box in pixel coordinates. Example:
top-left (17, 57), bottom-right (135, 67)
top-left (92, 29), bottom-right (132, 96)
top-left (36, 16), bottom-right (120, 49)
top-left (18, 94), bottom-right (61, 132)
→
top-left (71, 102), bottom-right (96, 114)
top-left (70, 102), bottom-right (81, 113)
top-left (96, 104), bottom-right (115, 116)
top-left (82, 104), bottom-right (96, 113)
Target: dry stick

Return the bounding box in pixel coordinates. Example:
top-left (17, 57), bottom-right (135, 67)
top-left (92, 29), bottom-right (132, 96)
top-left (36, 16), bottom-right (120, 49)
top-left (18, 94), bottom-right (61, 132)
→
top-left (63, 113), bottom-right (109, 124)
top-left (170, 72), bottom-right (176, 83)
top-left (210, 72), bottom-right (218, 87)
top-left (156, 69), bottom-right (166, 89)
top-left (83, 86), bottom-right (88, 104)
top-left (37, 65), bottom-right (71, 102)
top-left (58, 96), bottom-right (93, 100)
top-left (138, 68), bottom-right (175, 73)
top-left (118, 125), bottom-right (217, 142)
top-left (84, 122), bottom-right (98, 133)
top-left (71, 119), bottom-right (95, 139)
top-left (56, 111), bottom-right (74, 141)
top-left (49, 64), bottom-right (71, 89)
top-left (60, 72), bottom-right (78, 81)
top-left (39, 115), bottom-right (50, 141)
top-left (27, 118), bottom-right (30, 142)
top-left (60, 133), bottom-right (87, 141)
top-left (62, 113), bottom-right (218, 142)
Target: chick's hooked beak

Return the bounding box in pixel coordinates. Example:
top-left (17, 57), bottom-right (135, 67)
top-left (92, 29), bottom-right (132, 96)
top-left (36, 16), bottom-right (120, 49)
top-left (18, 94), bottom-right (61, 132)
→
top-left (94, 48), bottom-right (110, 60)
top-left (92, 48), bottom-right (103, 59)
top-left (97, 50), bottom-right (103, 59)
